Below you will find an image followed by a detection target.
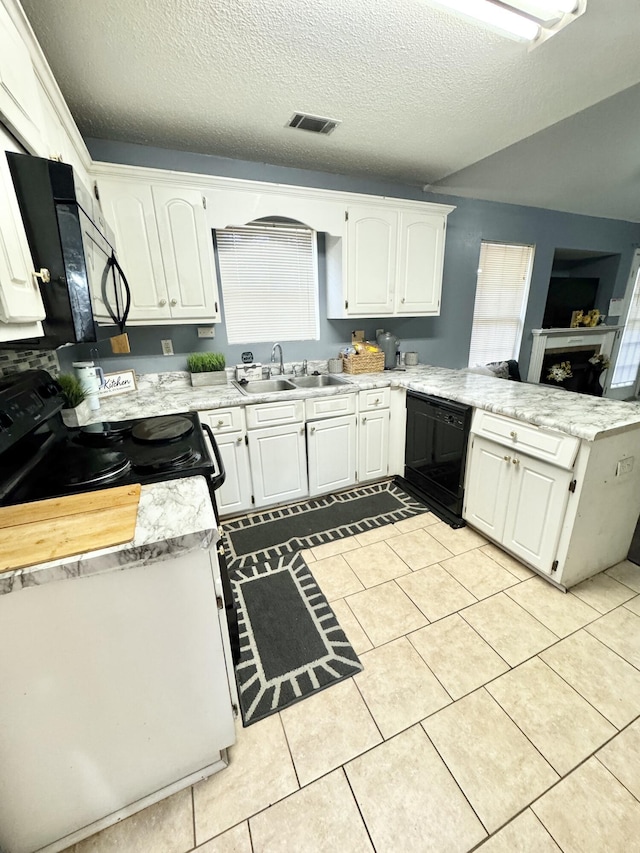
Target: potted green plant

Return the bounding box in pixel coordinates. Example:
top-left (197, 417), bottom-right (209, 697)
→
top-left (187, 352), bottom-right (227, 387)
top-left (57, 373), bottom-right (91, 427)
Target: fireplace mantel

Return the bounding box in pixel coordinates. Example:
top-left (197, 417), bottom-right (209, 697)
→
top-left (527, 326), bottom-right (622, 384)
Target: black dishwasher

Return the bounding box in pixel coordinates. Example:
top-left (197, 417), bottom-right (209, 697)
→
top-left (400, 391), bottom-right (473, 528)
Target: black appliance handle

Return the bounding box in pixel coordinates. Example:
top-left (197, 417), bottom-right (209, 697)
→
top-left (202, 422), bottom-right (226, 491)
top-left (104, 251), bottom-right (131, 334)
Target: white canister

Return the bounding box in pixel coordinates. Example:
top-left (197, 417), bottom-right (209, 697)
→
top-left (405, 352), bottom-right (419, 366)
top-left (73, 361), bottom-right (105, 411)
top-left (328, 358), bottom-right (343, 374)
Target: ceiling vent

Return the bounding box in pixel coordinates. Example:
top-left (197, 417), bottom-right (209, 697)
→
top-left (287, 113), bottom-right (341, 135)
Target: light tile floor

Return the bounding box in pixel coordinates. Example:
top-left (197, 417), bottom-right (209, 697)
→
top-left (66, 511), bottom-right (640, 852)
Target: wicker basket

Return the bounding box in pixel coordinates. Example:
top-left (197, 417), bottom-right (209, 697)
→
top-left (341, 351), bottom-right (385, 374)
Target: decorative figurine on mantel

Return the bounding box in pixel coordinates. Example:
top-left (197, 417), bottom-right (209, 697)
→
top-left (570, 308), bottom-right (600, 328)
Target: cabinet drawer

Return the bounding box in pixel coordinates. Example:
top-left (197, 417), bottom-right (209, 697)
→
top-left (471, 410), bottom-right (579, 470)
top-left (199, 407), bottom-right (244, 434)
top-left (246, 399), bottom-right (304, 429)
top-left (358, 388), bottom-right (391, 412)
top-left (305, 393), bottom-right (356, 420)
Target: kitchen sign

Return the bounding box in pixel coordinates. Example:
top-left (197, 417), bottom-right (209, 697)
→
top-left (98, 369), bottom-right (137, 397)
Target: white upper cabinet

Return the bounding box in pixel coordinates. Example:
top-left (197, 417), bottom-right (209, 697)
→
top-left (396, 211), bottom-right (446, 315)
top-left (97, 179), bottom-right (171, 323)
top-left (152, 186), bottom-right (221, 322)
top-left (95, 177), bottom-right (221, 325)
top-left (0, 131), bottom-right (45, 330)
top-left (0, 2), bottom-right (43, 154)
top-left (345, 206), bottom-right (398, 316)
top-left (326, 201), bottom-right (453, 319)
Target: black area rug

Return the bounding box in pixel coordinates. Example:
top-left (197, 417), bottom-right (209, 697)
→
top-left (224, 479), bottom-right (430, 567)
top-left (230, 552), bottom-right (363, 725)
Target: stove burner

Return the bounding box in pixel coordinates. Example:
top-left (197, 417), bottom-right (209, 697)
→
top-left (52, 445), bottom-right (131, 488)
top-left (131, 446), bottom-right (200, 474)
top-left (77, 421), bottom-right (133, 447)
top-left (131, 415), bottom-right (194, 444)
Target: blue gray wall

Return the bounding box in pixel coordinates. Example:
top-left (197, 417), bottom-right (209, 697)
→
top-left (59, 138), bottom-right (640, 377)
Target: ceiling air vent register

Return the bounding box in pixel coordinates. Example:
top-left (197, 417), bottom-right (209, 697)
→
top-left (287, 113), bottom-right (341, 135)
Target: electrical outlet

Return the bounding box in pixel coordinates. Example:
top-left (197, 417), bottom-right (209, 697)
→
top-left (197, 327), bottom-right (215, 338)
top-left (616, 456), bottom-right (634, 476)
top-left (161, 339), bottom-right (174, 356)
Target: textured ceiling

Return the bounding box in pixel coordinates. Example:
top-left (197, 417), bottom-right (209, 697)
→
top-left (19, 0), bottom-right (640, 218)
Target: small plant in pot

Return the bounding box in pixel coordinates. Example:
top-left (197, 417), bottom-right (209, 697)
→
top-left (187, 352), bottom-right (227, 387)
top-left (57, 373), bottom-right (91, 427)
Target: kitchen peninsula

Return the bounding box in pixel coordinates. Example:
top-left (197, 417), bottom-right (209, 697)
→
top-left (0, 477), bottom-right (236, 853)
top-left (92, 363), bottom-right (640, 591)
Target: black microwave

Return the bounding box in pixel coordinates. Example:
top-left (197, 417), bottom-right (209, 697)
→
top-left (7, 153), bottom-right (128, 349)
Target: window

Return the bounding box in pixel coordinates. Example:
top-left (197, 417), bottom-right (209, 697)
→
top-left (215, 220), bottom-right (319, 345)
top-left (611, 252), bottom-right (640, 389)
top-left (468, 241), bottom-right (535, 367)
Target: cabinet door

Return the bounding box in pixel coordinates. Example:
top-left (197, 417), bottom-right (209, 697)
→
top-left (463, 436), bottom-right (511, 541)
top-left (152, 186), bottom-right (221, 321)
top-left (248, 423), bottom-right (308, 509)
top-left (0, 135), bottom-right (45, 324)
top-left (214, 431), bottom-right (253, 517)
top-left (307, 415), bottom-right (357, 497)
top-left (97, 179), bottom-right (171, 322)
top-left (396, 212), bottom-right (445, 315)
top-left (358, 409), bottom-right (390, 482)
top-left (346, 206), bottom-right (397, 315)
top-left (0, 3), bottom-right (43, 153)
top-left (502, 453), bottom-right (571, 575)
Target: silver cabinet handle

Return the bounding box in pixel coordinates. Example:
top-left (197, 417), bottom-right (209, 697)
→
top-left (310, 426), bottom-right (315, 434)
top-left (362, 417), bottom-right (367, 424)
top-left (300, 426), bottom-right (304, 434)
top-left (170, 298), bottom-right (178, 306)
top-left (401, 297), bottom-right (405, 303)
top-left (159, 298), bottom-right (167, 306)
top-left (374, 398), bottom-right (380, 405)
top-left (512, 458), bottom-right (520, 466)
top-left (236, 435), bottom-right (242, 443)
top-left (217, 419), bottom-right (224, 427)
top-left (503, 455), bottom-right (511, 463)
top-left (510, 431), bottom-right (517, 440)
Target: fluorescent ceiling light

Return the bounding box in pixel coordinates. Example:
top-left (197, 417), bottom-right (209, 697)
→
top-left (428, 0), bottom-right (585, 43)
top-left (430, 0), bottom-right (541, 41)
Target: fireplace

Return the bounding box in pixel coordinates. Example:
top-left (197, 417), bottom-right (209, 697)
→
top-left (527, 326), bottom-right (622, 394)
top-left (541, 345), bottom-right (601, 394)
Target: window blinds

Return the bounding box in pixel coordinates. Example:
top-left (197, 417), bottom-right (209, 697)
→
top-left (468, 242), bottom-right (535, 367)
top-left (215, 222), bottom-right (319, 345)
top-left (611, 262), bottom-right (640, 388)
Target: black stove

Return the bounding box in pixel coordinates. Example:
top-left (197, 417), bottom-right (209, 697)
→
top-left (0, 370), bottom-right (224, 506)
top-left (0, 368), bottom-right (239, 665)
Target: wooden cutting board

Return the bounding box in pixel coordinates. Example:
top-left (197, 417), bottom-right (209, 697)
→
top-left (0, 484), bottom-right (141, 573)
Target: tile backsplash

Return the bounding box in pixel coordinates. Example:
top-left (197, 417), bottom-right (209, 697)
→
top-left (0, 349), bottom-right (60, 378)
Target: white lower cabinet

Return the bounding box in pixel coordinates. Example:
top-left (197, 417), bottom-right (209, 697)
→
top-left (358, 389), bottom-right (391, 482)
top-left (199, 409), bottom-right (252, 517)
top-left (215, 431), bottom-right (253, 517)
top-left (359, 409), bottom-right (390, 482)
top-left (248, 422), bottom-right (308, 509)
top-left (464, 435), bottom-right (571, 575)
top-left (307, 414), bottom-right (357, 497)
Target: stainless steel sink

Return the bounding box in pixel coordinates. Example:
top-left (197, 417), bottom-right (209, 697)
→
top-left (233, 377), bottom-right (297, 395)
top-left (291, 374), bottom-right (349, 388)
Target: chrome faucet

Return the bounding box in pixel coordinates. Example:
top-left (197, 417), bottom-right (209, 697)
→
top-left (270, 342), bottom-right (284, 376)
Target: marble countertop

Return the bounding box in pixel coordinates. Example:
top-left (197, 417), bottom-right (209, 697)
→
top-left (0, 476), bottom-right (217, 597)
top-left (92, 365), bottom-right (640, 442)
